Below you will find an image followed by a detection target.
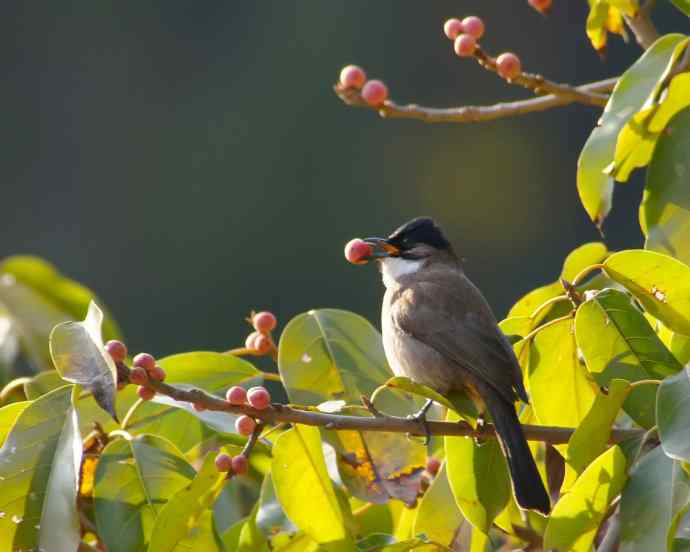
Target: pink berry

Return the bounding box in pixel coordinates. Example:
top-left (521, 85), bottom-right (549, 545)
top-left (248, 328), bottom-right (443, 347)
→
top-left (193, 402), bottom-right (206, 412)
top-left (528, 0), bottom-right (552, 13)
top-left (231, 455), bottom-right (249, 475)
top-left (137, 386), bottom-right (155, 401)
top-left (344, 238), bottom-right (373, 265)
top-left (148, 365), bottom-right (166, 382)
top-left (226, 386), bottom-right (247, 405)
top-left (129, 366), bottom-right (148, 386)
top-left (254, 334), bottom-right (272, 355)
top-left (133, 352), bottom-right (156, 372)
top-left (496, 52), bottom-right (522, 80)
top-left (461, 16), bottom-right (485, 39)
top-left (253, 311), bottom-right (277, 334)
top-left (245, 331), bottom-right (261, 350)
top-left (361, 80), bottom-right (388, 107)
top-left (247, 387), bottom-right (271, 410)
top-left (454, 34), bottom-right (476, 57)
top-left (339, 65), bottom-right (367, 89)
top-left (105, 340), bottom-right (127, 363)
top-left (426, 457), bottom-right (441, 476)
top-left (215, 453), bottom-right (232, 472)
top-left (235, 415), bottom-right (257, 436)
top-left (443, 18), bottom-right (464, 40)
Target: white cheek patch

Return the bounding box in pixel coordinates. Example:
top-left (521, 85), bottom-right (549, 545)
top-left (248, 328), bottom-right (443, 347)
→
top-left (381, 257), bottom-right (423, 287)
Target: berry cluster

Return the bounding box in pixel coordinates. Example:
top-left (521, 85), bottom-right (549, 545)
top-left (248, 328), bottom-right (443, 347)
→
top-left (442, 15), bottom-right (522, 80)
top-left (244, 311), bottom-right (278, 355)
top-left (226, 385), bottom-right (271, 435)
top-left (105, 340), bottom-right (167, 400)
top-left (338, 65), bottom-right (389, 107)
top-left (215, 452), bottom-right (249, 476)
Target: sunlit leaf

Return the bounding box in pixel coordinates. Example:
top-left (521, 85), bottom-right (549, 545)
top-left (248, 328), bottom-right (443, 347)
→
top-left (355, 534), bottom-right (438, 552)
top-left (658, 367), bottom-right (690, 463)
top-left (670, 0), bottom-right (690, 15)
top-left (0, 400), bottom-right (29, 447)
top-left (0, 386), bottom-right (81, 552)
top-left (94, 434), bottom-right (196, 552)
top-left (372, 376), bottom-right (455, 411)
top-left (413, 462), bottom-right (464, 547)
top-left (544, 445), bottom-right (627, 551)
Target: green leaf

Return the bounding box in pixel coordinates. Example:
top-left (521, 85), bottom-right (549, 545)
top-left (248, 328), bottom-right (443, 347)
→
top-left (0, 386), bottom-right (81, 552)
top-left (0, 401), bottom-right (30, 446)
top-left (94, 434), bottom-right (196, 552)
top-left (577, 34), bottom-right (688, 227)
top-left (50, 301), bottom-right (118, 419)
top-left (356, 534), bottom-right (437, 552)
top-left (147, 452), bottom-right (226, 552)
top-left (255, 473), bottom-right (299, 544)
top-left (603, 249), bottom-right (690, 335)
top-left (544, 445), bottom-right (627, 551)
top-left (413, 462), bottom-right (464, 547)
top-left (371, 376), bottom-right (455, 411)
top-left (670, 0), bottom-right (690, 16)
top-left (658, 367), bottom-right (690, 463)
top-left (642, 106), bottom-right (690, 265)
top-left (444, 411), bottom-right (510, 534)
top-left (575, 288), bottom-right (681, 427)
top-left (272, 424), bottom-right (354, 549)
top-left (620, 447), bottom-right (690, 550)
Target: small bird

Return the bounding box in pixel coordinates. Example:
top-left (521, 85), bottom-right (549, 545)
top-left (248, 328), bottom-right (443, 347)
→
top-left (359, 217), bottom-right (550, 515)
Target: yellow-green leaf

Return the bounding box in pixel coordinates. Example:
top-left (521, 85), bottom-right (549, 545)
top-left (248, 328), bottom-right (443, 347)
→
top-left (413, 462), bottom-right (464, 547)
top-left (658, 367), bottom-right (690, 463)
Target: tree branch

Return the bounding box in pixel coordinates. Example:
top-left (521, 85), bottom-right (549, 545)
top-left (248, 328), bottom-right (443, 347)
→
top-left (141, 379), bottom-right (644, 445)
top-left (624, 0), bottom-right (659, 50)
top-left (335, 77), bottom-right (617, 124)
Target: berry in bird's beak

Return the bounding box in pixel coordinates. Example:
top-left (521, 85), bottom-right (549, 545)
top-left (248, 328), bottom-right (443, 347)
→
top-left (344, 238), bottom-right (374, 265)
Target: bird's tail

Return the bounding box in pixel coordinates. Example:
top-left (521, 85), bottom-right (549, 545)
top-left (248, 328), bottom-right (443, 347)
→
top-left (485, 392), bottom-right (551, 515)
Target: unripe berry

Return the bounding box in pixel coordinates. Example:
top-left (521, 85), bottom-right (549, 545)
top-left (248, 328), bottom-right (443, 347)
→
top-left (426, 456), bottom-right (441, 476)
top-left (339, 65), bottom-right (367, 89)
top-left (193, 402), bottom-right (206, 412)
top-left (528, 0), bottom-right (552, 14)
top-left (454, 34), bottom-right (476, 57)
top-left (247, 386), bottom-right (271, 410)
top-left (133, 352), bottom-right (156, 372)
top-left (253, 311), bottom-right (277, 334)
top-left (215, 453), bottom-right (232, 472)
top-left (231, 454), bottom-right (249, 475)
top-left (235, 415), bottom-right (257, 436)
top-left (361, 80), bottom-right (388, 107)
top-left (254, 334), bottom-right (272, 355)
top-left (443, 18), bottom-right (464, 40)
top-left (137, 386), bottom-right (155, 401)
top-left (461, 16), bottom-right (485, 39)
top-left (105, 340), bottom-right (127, 363)
top-left (226, 386), bottom-right (248, 405)
top-left (245, 332), bottom-right (260, 350)
top-left (344, 238), bottom-right (373, 265)
top-left (496, 52), bottom-right (522, 80)
top-left (129, 366), bottom-right (148, 386)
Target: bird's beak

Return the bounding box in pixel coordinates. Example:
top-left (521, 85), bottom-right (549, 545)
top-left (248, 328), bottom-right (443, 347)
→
top-left (363, 237), bottom-right (400, 259)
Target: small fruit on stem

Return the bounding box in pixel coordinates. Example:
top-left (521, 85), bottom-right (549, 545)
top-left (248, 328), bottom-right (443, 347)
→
top-left (148, 365), bottom-right (166, 382)
top-left (231, 455), bottom-right (249, 475)
top-left (247, 386), bottom-right (271, 410)
top-left (344, 238), bottom-right (373, 265)
top-left (253, 311), bottom-right (277, 334)
top-left (461, 16), bottom-right (485, 39)
top-left (133, 352), bottom-right (156, 372)
top-left (443, 18), bottom-right (464, 40)
top-left (245, 332), bottom-right (260, 350)
top-left (496, 52), bottom-right (522, 79)
top-left (361, 80), bottom-right (388, 107)
top-left (235, 415), bottom-right (257, 436)
top-left (426, 456), bottom-right (441, 476)
top-left (105, 340), bottom-right (127, 363)
top-left (528, 0), bottom-right (552, 14)
top-left (129, 367), bottom-right (148, 386)
top-left (254, 334), bottom-right (272, 354)
top-left (137, 386), bottom-right (155, 401)
top-left (193, 402), bottom-right (206, 412)
top-left (454, 34), bottom-right (476, 57)
top-left (339, 65), bottom-right (367, 89)
top-left (226, 386), bottom-right (248, 405)
top-left (215, 453), bottom-right (232, 472)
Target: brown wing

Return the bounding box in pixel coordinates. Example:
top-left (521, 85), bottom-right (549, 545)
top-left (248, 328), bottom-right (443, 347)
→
top-left (390, 275), bottom-right (527, 404)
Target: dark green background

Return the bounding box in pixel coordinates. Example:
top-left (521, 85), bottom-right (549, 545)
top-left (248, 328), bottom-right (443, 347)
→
top-left (2, 2), bottom-right (683, 355)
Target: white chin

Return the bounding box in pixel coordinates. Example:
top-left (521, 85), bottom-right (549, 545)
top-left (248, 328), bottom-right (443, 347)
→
top-left (380, 257), bottom-right (422, 287)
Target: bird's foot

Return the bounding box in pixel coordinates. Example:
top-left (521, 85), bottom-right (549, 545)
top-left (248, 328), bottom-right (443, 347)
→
top-left (407, 399), bottom-right (434, 445)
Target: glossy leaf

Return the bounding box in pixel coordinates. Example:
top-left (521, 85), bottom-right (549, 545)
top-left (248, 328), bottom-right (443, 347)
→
top-left (575, 288), bottom-right (680, 427)
top-left (658, 367), bottom-right (690, 462)
top-left (94, 434), bottom-right (196, 552)
top-left (371, 376), bottom-right (455, 411)
top-left (272, 424), bottom-right (354, 549)
top-left (0, 386), bottom-right (81, 552)
top-left (544, 445), bottom-right (627, 551)
top-left (603, 249), bottom-right (690, 335)
top-left (444, 412), bottom-right (511, 534)
top-left (670, 0), bottom-right (690, 16)
top-left (50, 301), bottom-right (118, 419)
top-left (577, 34), bottom-right (687, 226)
top-left (585, 0), bottom-right (636, 52)
top-left (642, 105), bottom-right (690, 265)
top-left (620, 447), bottom-right (690, 551)
top-left (413, 462), bottom-right (464, 547)
top-left (255, 473), bottom-right (299, 545)
top-left (0, 401), bottom-right (29, 446)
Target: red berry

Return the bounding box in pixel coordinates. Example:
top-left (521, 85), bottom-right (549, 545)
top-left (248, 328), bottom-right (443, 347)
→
top-left (361, 80), bottom-right (388, 107)
top-left (244, 331), bottom-right (260, 350)
top-left (496, 52), bottom-right (522, 80)
top-left (344, 238), bottom-right (373, 265)
top-left (105, 340), bottom-right (127, 363)
top-left (148, 365), bottom-right (166, 382)
top-left (231, 455), bottom-right (249, 475)
top-left (133, 352), bottom-right (156, 372)
top-left (226, 386), bottom-right (247, 405)
top-left (443, 18), bottom-right (464, 40)
top-left (247, 387), bottom-right (271, 410)
top-left (528, 0), bottom-right (552, 13)
top-left (254, 334), bottom-right (272, 355)
top-left (454, 34), bottom-right (476, 57)
top-left (215, 453), bottom-right (232, 472)
top-left (129, 366), bottom-right (149, 385)
top-left (426, 457), bottom-right (441, 476)
top-left (235, 415), bottom-right (257, 436)
top-left (193, 402), bottom-right (206, 412)
top-left (253, 311), bottom-right (277, 334)
top-left (137, 386), bottom-right (155, 401)
top-left (339, 65), bottom-right (367, 89)
top-left (461, 16), bottom-right (485, 39)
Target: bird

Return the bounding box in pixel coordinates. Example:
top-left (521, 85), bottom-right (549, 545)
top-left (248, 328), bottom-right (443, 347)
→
top-left (359, 216), bottom-right (550, 515)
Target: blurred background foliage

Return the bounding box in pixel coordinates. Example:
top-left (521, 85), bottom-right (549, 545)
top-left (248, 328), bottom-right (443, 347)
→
top-left (1, 1), bottom-right (686, 356)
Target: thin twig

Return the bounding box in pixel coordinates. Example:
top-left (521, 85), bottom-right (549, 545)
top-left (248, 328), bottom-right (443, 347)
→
top-left (624, 0), bottom-right (660, 50)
